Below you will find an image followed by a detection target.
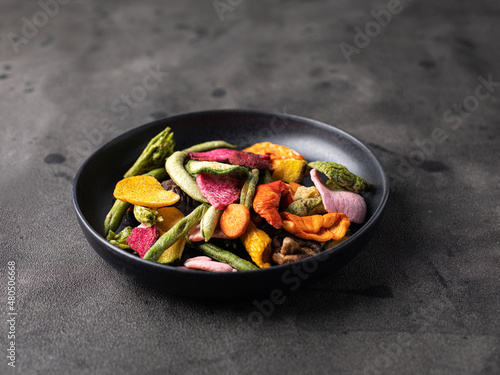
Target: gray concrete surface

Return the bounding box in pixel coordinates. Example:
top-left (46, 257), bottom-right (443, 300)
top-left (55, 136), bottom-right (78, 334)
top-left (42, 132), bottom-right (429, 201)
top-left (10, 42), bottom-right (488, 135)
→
top-left (1, 0), bottom-right (499, 374)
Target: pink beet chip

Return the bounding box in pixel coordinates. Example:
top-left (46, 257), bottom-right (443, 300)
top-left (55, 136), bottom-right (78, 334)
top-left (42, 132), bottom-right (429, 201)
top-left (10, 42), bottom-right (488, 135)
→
top-left (126, 224), bottom-right (160, 258)
top-left (184, 256), bottom-right (236, 272)
top-left (227, 151), bottom-right (272, 169)
top-left (196, 173), bottom-right (242, 209)
top-left (187, 224), bottom-right (232, 242)
top-left (188, 149), bottom-right (239, 162)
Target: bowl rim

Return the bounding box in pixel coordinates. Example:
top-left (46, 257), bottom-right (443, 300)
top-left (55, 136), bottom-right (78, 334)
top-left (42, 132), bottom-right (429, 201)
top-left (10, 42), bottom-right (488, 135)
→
top-left (72, 109), bottom-right (389, 277)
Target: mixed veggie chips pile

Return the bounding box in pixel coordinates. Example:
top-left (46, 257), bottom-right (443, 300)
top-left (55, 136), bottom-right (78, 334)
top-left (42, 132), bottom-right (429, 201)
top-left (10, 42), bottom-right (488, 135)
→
top-left (104, 126), bottom-right (371, 272)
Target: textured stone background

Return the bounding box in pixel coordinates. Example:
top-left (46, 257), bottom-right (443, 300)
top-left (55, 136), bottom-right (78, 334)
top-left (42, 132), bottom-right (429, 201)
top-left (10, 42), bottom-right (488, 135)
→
top-left (1, 0), bottom-right (499, 374)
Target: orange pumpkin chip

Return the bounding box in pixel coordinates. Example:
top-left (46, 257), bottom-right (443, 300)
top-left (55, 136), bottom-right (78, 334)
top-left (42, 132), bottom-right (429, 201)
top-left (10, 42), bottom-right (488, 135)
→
top-left (113, 176), bottom-right (179, 208)
top-left (243, 142), bottom-right (305, 171)
top-left (280, 212), bottom-right (350, 242)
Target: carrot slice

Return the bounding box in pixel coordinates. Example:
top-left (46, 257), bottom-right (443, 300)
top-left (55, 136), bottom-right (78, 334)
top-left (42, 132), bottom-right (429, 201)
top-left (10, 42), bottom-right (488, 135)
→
top-left (219, 204), bottom-right (251, 239)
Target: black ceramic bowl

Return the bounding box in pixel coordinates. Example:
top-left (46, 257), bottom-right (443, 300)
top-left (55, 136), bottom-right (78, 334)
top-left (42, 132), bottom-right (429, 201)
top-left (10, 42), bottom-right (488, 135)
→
top-left (73, 110), bottom-right (389, 299)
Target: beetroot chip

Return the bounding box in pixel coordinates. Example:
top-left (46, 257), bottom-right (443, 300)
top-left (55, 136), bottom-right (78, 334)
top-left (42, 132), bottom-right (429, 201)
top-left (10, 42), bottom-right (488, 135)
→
top-left (227, 151), bottom-right (272, 169)
top-left (196, 173), bottom-right (242, 209)
top-left (126, 224), bottom-right (159, 258)
top-left (188, 149), bottom-right (238, 162)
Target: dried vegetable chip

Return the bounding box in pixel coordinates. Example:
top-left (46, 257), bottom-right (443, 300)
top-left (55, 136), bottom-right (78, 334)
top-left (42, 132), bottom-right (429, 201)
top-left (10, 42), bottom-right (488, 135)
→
top-left (243, 142), bottom-right (305, 170)
top-left (219, 204), bottom-right (251, 239)
top-left (156, 207), bottom-right (185, 235)
top-left (280, 212), bottom-right (350, 242)
top-left (308, 161), bottom-right (370, 193)
top-left (196, 173), bottom-right (243, 210)
top-left (184, 256), bottom-right (236, 272)
top-left (310, 169), bottom-right (367, 224)
top-left (240, 222), bottom-right (272, 268)
top-left (114, 176), bottom-right (180, 208)
top-left (188, 148), bottom-right (239, 162)
top-left (288, 181), bottom-right (302, 197)
top-left (227, 151), bottom-right (272, 170)
top-left (126, 224), bottom-right (160, 257)
top-left (271, 159), bottom-right (308, 183)
top-left (157, 237), bottom-right (187, 264)
top-left (155, 206), bottom-right (187, 264)
top-left (252, 181), bottom-right (293, 228)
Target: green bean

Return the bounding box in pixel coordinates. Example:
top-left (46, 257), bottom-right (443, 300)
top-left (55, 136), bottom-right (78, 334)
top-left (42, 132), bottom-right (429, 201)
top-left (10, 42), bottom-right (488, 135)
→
top-left (200, 205), bottom-right (223, 241)
top-left (186, 240), bottom-right (259, 271)
top-left (165, 151), bottom-right (209, 203)
top-left (185, 160), bottom-right (248, 176)
top-left (106, 226), bottom-right (133, 249)
top-left (104, 199), bottom-right (131, 237)
top-left (143, 204), bottom-right (209, 262)
top-left (165, 141), bottom-right (237, 203)
top-left (240, 168), bottom-right (259, 209)
top-left (183, 140), bottom-right (237, 153)
top-left (259, 169), bottom-right (273, 185)
top-left (143, 167), bottom-right (168, 181)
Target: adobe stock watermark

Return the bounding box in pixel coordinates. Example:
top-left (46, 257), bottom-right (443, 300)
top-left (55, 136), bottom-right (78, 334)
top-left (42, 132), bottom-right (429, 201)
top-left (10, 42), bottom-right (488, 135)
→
top-left (339, 0), bottom-right (413, 64)
top-left (6, 261), bottom-right (17, 369)
top-left (213, 0), bottom-right (243, 22)
top-left (388, 74), bottom-right (498, 186)
top-left (7, 0), bottom-right (72, 54)
top-left (110, 63), bottom-right (169, 120)
top-left (247, 251), bottom-right (330, 327)
top-left (225, 250), bottom-right (333, 352)
top-left (48, 62), bottom-right (168, 182)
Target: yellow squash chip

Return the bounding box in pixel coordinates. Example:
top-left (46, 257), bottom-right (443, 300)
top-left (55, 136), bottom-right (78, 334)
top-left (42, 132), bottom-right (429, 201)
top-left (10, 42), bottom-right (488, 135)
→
top-left (113, 176), bottom-right (179, 208)
top-left (156, 206), bottom-right (185, 235)
top-left (157, 237), bottom-right (187, 264)
top-left (240, 222), bottom-right (272, 268)
top-left (156, 206), bottom-right (186, 264)
top-left (271, 159), bottom-right (308, 183)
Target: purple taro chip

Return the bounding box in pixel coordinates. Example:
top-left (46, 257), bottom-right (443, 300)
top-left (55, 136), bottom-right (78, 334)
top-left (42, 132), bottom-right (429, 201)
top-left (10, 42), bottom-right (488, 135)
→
top-left (196, 173), bottom-right (243, 209)
top-left (184, 256), bottom-right (236, 272)
top-left (227, 151), bottom-right (272, 169)
top-left (188, 149), bottom-right (238, 162)
top-left (126, 224), bottom-right (160, 258)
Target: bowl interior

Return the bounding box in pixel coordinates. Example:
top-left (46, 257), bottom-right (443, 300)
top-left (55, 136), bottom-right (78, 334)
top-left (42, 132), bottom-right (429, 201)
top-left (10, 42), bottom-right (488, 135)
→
top-left (73, 110), bottom-right (389, 298)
